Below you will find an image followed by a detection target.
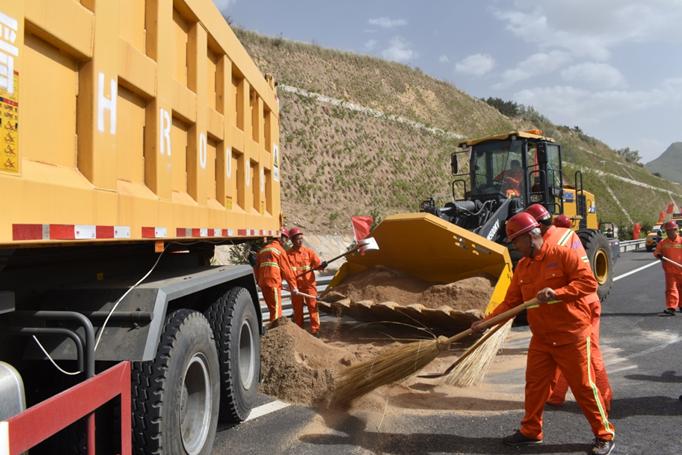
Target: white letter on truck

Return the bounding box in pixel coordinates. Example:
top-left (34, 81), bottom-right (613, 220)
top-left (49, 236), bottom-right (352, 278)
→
top-left (97, 72), bottom-right (117, 134)
top-left (160, 108), bottom-right (171, 156)
top-left (199, 133), bottom-right (207, 169)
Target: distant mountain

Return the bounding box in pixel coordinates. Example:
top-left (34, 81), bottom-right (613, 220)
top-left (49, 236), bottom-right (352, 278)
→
top-left (647, 143), bottom-right (682, 184)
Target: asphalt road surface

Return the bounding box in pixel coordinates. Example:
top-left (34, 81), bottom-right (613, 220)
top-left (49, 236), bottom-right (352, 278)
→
top-left (214, 249), bottom-right (682, 454)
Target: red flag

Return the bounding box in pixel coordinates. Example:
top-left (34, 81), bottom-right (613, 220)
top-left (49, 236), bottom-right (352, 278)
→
top-left (351, 216), bottom-right (373, 242)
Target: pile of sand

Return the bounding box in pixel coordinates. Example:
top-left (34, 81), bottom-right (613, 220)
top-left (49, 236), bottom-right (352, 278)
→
top-left (328, 265), bottom-right (494, 311)
top-left (260, 318), bottom-right (358, 405)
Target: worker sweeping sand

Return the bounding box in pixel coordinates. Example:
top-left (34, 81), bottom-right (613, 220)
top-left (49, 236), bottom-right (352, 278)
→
top-left (326, 265), bottom-right (494, 312)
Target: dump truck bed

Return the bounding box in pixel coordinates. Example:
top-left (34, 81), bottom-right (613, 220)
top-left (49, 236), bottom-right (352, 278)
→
top-left (0, 0), bottom-right (281, 246)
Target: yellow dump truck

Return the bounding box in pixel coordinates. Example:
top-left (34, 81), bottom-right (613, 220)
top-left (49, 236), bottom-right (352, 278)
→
top-left (0, 1), bottom-right (280, 453)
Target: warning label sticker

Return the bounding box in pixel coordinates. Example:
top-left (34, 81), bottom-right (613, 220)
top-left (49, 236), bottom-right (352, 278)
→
top-left (0, 71), bottom-right (18, 174)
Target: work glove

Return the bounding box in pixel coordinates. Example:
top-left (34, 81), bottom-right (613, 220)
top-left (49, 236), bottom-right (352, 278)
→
top-left (318, 261), bottom-right (328, 270)
top-left (656, 254), bottom-right (663, 260)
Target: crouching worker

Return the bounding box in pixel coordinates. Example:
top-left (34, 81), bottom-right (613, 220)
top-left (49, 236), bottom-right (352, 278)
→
top-left (471, 212), bottom-right (615, 455)
top-left (287, 227), bottom-right (327, 336)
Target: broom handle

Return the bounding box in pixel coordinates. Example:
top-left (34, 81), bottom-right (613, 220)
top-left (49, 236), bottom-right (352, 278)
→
top-left (444, 297), bottom-right (541, 345)
top-left (295, 245), bottom-right (362, 278)
top-left (662, 256), bottom-right (682, 269)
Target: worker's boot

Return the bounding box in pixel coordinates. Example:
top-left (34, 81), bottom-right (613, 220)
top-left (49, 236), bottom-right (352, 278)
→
top-left (591, 438), bottom-right (615, 455)
top-left (502, 430), bottom-right (542, 446)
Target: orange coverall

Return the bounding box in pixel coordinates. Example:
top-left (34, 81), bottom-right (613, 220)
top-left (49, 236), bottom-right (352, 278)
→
top-left (544, 226), bottom-right (612, 410)
top-left (654, 235), bottom-right (682, 310)
top-left (287, 245), bottom-right (322, 334)
top-left (487, 241), bottom-right (614, 442)
top-left (494, 167), bottom-right (524, 197)
top-left (256, 240), bottom-right (297, 322)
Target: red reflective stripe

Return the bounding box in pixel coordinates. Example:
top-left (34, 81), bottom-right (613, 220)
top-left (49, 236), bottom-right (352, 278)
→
top-left (141, 227), bottom-right (156, 238)
top-left (192, 228), bottom-right (200, 237)
top-left (50, 224), bottom-right (75, 240)
top-left (96, 226), bottom-right (114, 239)
top-left (12, 224), bottom-right (43, 240)
top-left (176, 228), bottom-right (187, 237)
top-left (238, 229), bottom-right (247, 236)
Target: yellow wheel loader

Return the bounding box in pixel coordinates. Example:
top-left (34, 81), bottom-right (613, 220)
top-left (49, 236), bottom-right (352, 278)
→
top-left (322, 131), bottom-right (617, 331)
top-left (420, 129), bottom-right (618, 302)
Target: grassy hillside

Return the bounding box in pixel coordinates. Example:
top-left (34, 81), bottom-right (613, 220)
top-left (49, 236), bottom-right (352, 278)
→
top-left (236, 29), bottom-right (682, 235)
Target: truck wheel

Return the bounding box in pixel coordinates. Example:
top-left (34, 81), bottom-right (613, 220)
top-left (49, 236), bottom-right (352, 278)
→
top-left (579, 230), bottom-right (613, 302)
top-left (132, 309), bottom-right (219, 455)
top-left (205, 287), bottom-right (260, 423)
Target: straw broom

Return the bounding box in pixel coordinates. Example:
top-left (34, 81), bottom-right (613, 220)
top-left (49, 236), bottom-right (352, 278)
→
top-left (443, 319), bottom-right (513, 386)
top-left (326, 298), bottom-right (539, 406)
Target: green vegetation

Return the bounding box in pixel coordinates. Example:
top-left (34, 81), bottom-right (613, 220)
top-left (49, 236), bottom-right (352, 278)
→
top-left (236, 28), bottom-right (681, 234)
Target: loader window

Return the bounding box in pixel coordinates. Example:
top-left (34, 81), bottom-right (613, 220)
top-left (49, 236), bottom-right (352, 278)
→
top-left (471, 140), bottom-right (524, 197)
top-left (546, 144), bottom-right (562, 189)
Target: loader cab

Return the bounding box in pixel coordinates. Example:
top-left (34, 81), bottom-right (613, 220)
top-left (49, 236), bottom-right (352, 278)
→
top-left (464, 131), bottom-right (564, 214)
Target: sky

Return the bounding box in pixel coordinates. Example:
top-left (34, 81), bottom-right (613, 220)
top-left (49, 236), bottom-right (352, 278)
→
top-left (212, 0), bottom-right (682, 163)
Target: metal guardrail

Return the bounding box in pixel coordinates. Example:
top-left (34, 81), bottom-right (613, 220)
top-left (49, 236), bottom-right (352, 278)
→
top-left (619, 239), bottom-right (646, 252)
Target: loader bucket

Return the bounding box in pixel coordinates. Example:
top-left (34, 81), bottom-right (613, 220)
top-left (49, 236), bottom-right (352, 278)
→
top-left (324, 213), bottom-right (513, 328)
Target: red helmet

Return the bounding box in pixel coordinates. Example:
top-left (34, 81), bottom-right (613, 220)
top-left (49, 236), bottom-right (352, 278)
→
top-left (663, 221), bottom-right (679, 231)
top-left (280, 228), bottom-right (290, 238)
top-left (526, 203), bottom-right (551, 222)
top-left (553, 214), bottom-right (572, 228)
top-left (506, 212), bottom-right (540, 241)
top-left (288, 227), bottom-right (303, 238)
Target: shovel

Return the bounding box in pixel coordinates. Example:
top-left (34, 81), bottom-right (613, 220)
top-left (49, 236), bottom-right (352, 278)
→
top-left (295, 237), bottom-right (379, 278)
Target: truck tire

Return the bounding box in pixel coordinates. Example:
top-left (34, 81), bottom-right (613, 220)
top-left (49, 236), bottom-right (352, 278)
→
top-left (578, 230), bottom-right (613, 302)
top-left (132, 309), bottom-right (219, 455)
top-left (205, 287), bottom-right (260, 423)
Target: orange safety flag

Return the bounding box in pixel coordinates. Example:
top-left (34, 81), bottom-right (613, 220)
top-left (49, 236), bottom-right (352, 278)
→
top-left (351, 216), bottom-right (373, 242)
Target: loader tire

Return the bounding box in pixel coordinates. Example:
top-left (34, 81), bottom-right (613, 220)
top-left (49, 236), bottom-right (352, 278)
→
top-left (579, 230), bottom-right (613, 303)
top-left (205, 287), bottom-right (260, 423)
top-left (132, 309), bottom-right (219, 455)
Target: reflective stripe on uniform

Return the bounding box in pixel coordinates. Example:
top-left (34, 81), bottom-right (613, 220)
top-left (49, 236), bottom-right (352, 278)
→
top-left (274, 288), bottom-right (281, 318)
top-left (586, 335), bottom-right (615, 437)
top-left (259, 247), bottom-right (281, 255)
top-left (558, 229), bottom-right (574, 247)
top-left (291, 265), bottom-right (312, 271)
top-left (260, 261), bottom-right (280, 268)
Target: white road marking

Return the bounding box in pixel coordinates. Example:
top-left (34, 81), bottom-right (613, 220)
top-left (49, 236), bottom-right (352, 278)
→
top-left (613, 260), bottom-right (659, 282)
top-left (245, 400), bottom-right (290, 422)
top-left (607, 335), bottom-right (681, 374)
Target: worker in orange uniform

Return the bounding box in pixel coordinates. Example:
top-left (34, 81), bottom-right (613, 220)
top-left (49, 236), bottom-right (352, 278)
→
top-left (494, 159), bottom-right (524, 197)
top-left (472, 212), bottom-right (615, 455)
top-left (256, 229), bottom-right (298, 323)
top-left (525, 204), bottom-right (612, 412)
top-left (287, 227), bottom-right (327, 336)
top-left (654, 220), bottom-right (682, 316)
